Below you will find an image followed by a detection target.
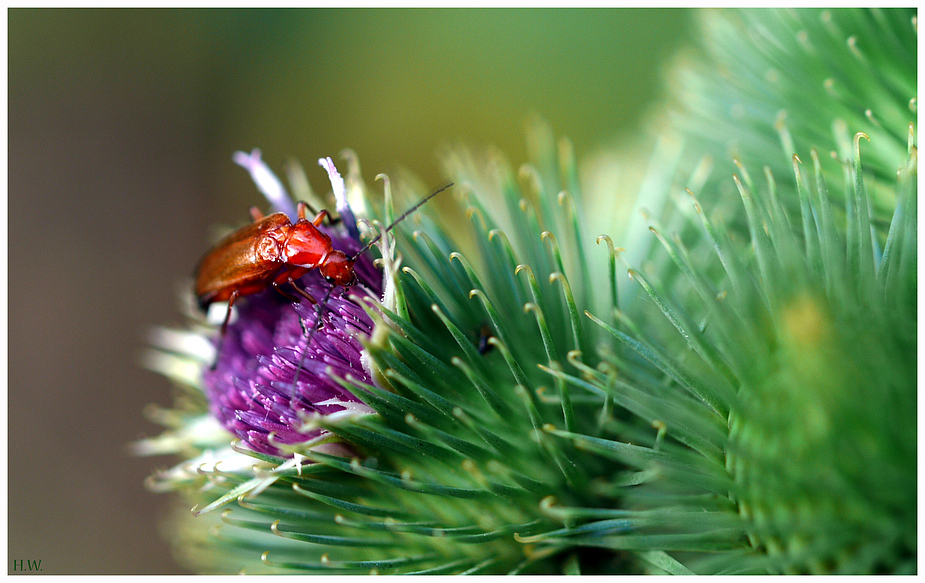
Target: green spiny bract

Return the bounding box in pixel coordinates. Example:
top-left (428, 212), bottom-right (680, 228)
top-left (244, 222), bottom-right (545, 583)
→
top-left (590, 134), bottom-right (915, 574)
top-left (671, 8), bottom-right (916, 227)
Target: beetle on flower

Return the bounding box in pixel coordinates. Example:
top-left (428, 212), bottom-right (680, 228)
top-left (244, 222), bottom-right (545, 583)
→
top-left (197, 151), bottom-right (386, 457)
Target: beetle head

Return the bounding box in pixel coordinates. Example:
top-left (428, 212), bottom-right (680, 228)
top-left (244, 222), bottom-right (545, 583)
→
top-left (319, 250), bottom-right (356, 287)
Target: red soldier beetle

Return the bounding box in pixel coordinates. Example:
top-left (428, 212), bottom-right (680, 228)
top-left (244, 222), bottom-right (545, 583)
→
top-left (195, 181), bottom-right (454, 368)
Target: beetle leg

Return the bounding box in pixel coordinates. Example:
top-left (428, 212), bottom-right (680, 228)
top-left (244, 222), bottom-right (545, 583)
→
top-left (249, 206), bottom-right (264, 221)
top-left (296, 203), bottom-right (341, 225)
top-left (210, 290), bottom-right (239, 370)
top-left (270, 269), bottom-right (319, 307)
top-left (289, 282), bottom-right (319, 305)
top-left (312, 209), bottom-right (332, 226)
top-left (270, 266), bottom-right (315, 305)
top-left (293, 205), bottom-right (341, 226)
top-left (296, 201), bottom-right (313, 221)
top-left (271, 281), bottom-right (302, 304)
top-left (220, 290), bottom-right (239, 336)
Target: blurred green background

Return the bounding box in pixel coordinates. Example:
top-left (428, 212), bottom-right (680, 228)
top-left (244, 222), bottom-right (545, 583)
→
top-left (9, 8), bottom-right (693, 573)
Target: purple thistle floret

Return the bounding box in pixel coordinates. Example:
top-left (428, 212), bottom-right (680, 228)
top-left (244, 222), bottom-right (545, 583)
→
top-left (202, 154), bottom-right (383, 457)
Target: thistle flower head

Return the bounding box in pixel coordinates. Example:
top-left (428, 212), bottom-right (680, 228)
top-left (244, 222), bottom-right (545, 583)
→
top-left (186, 151), bottom-right (386, 458)
top-left (202, 279), bottom-right (376, 457)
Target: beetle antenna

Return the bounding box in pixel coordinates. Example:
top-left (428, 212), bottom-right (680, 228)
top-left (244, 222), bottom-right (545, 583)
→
top-left (349, 182), bottom-right (454, 261)
top-left (289, 284), bottom-right (337, 396)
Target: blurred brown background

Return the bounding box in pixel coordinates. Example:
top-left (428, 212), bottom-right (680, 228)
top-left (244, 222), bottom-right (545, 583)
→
top-left (8, 8), bottom-right (693, 574)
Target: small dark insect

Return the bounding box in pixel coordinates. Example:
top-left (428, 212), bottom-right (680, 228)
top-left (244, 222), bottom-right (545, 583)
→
top-left (195, 182), bottom-right (454, 366)
top-left (477, 324), bottom-right (495, 355)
